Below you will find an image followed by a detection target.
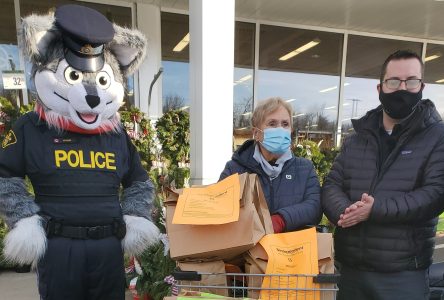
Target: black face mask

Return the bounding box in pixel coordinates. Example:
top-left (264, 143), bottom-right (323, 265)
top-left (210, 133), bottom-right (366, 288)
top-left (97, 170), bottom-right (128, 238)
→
top-left (379, 89), bottom-right (422, 119)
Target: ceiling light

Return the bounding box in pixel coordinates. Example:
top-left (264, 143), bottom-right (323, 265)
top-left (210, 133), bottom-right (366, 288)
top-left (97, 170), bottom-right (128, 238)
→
top-left (293, 113), bottom-right (305, 117)
top-left (425, 54), bottom-right (441, 62)
top-left (342, 118), bottom-right (351, 122)
top-left (279, 38), bottom-right (321, 61)
top-left (344, 83), bottom-right (350, 86)
top-left (286, 98), bottom-right (296, 103)
top-left (233, 74), bottom-right (252, 86)
top-left (179, 105), bottom-right (190, 110)
top-left (173, 33), bottom-right (190, 52)
top-left (436, 78), bottom-right (444, 83)
top-left (343, 103), bottom-right (351, 106)
top-left (242, 112), bottom-right (252, 116)
top-left (319, 86), bottom-right (338, 93)
top-left (324, 106), bottom-right (336, 110)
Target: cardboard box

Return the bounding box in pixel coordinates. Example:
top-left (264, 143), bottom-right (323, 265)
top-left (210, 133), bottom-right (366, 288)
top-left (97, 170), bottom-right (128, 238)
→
top-left (165, 173), bottom-right (274, 260)
top-left (317, 232), bottom-right (334, 274)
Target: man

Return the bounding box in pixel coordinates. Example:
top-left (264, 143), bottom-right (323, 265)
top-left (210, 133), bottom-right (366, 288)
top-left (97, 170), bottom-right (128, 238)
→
top-left (322, 49), bottom-right (444, 300)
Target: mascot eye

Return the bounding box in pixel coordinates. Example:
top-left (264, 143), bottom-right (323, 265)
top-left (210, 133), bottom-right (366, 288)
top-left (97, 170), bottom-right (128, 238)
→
top-left (96, 71), bottom-right (111, 89)
top-left (64, 67), bottom-right (83, 85)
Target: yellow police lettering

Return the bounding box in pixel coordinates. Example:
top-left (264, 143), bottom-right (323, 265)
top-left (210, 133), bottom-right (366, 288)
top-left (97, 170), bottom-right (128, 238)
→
top-left (95, 152), bottom-right (106, 168)
top-left (54, 150), bottom-right (68, 167)
top-left (105, 153), bottom-right (116, 170)
top-left (89, 151), bottom-right (96, 168)
top-left (67, 150), bottom-right (80, 167)
top-left (78, 150), bottom-right (92, 168)
top-left (54, 149), bottom-right (117, 170)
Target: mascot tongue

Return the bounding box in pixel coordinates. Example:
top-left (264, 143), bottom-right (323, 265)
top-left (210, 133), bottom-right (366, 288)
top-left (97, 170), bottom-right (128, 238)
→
top-left (78, 113), bottom-right (98, 123)
top-left (36, 104), bottom-right (116, 134)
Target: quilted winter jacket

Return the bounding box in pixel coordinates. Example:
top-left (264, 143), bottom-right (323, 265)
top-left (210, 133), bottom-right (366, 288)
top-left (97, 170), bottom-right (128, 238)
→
top-left (219, 140), bottom-right (322, 231)
top-left (322, 100), bottom-right (444, 272)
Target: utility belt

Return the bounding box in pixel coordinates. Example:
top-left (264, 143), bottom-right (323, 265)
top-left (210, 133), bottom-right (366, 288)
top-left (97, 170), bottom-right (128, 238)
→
top-left (41, 215), bottom-right (126, 240)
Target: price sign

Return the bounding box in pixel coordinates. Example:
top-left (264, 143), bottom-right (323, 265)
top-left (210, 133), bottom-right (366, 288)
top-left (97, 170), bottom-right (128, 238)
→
top-left (2, 71), bottom-right (26, 90)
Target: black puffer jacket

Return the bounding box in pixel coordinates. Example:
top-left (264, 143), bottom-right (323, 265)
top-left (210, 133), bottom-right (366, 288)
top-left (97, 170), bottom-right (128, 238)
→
top-left (322, 100), bottom-right (444, 272)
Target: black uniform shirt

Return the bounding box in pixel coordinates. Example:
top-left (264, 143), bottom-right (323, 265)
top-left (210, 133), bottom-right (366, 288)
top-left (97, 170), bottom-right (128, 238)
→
top-left (0, 112), bottom-right (148, 224)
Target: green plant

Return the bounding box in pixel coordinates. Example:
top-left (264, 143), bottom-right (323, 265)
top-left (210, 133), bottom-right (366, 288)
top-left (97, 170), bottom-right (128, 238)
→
top-left (155, 110), bottom-right (190, 188)
top-left (134, 195), bottom-right (176, 299)
top-left (0, 219), bottom-right (15, 270)
top-left (120, 106), bottom-right (155, 172)
top-left (155, 110), bottom-right (189, 166)
top-left (0, 97), bottom-right (34, 139)
top-left (136, 241), bottom-right (176, 300)
top-left (293, 140), bottom-right (338, 185)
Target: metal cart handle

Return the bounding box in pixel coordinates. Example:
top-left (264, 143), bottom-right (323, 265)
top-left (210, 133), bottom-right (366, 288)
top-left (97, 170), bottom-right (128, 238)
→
top-left (172, 270), bottom-right (202, 281)
top-left (313, 273), bottom-right (341, 284)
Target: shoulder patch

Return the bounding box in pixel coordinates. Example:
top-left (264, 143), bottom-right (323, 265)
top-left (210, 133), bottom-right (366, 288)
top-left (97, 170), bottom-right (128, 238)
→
top-left (2, 130), bottom-right (17, 148)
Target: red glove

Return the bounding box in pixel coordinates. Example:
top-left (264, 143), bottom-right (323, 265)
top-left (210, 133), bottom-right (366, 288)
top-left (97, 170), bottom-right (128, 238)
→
top-left (271, 214), bottom-right (286, 233)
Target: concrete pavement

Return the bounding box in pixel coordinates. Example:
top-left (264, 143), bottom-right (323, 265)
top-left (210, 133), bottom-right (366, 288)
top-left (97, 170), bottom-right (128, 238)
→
top-left (0, 270), bottom-right (134, 300)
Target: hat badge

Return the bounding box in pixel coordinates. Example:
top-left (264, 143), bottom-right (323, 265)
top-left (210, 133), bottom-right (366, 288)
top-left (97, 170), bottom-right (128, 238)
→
top-left (80, 44), bottom-right (94, 55)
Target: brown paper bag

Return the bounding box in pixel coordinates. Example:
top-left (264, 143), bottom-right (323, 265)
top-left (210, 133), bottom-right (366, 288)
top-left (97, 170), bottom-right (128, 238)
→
top-left (178, 261), bottom-right (228, 296)
top-left (166, 173), bottom-right (274, 260)
top-left (244, 257), bottom-right (264, 299)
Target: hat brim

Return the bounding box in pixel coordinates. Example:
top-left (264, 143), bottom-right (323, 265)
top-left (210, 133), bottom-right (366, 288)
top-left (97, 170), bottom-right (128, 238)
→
top-left (65, 49), bottom-right (104, 72)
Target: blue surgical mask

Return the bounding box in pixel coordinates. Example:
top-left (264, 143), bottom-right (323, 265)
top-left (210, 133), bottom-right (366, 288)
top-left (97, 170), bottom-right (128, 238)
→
top-left (257, 127), bottom-right (291, 154)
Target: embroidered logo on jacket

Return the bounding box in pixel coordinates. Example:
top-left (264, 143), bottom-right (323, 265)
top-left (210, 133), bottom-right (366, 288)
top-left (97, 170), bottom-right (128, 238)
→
top-left (286, 175), bottom-right (292, 179)
top-left (2, 130), bottom-right (17, 149)
top-left (401, 150), bottom-right (413, 155)
top-left (54, 149), bottom-right (116, 170)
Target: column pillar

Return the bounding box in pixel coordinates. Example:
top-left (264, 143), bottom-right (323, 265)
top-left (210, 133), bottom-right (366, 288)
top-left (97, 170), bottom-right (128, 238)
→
top-left (189, 0), bottom-right (235, 185)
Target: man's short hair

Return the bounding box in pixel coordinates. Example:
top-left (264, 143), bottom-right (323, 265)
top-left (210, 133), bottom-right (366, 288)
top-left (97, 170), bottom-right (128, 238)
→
top-left (380, 50), bottom-right (424, 83)
top-left (252, 97), bottom-right (293, 128)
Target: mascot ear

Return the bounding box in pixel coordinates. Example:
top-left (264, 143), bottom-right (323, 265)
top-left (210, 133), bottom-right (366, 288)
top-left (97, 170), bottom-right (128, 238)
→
top-left (108, 24), bottom-right (147, 77)
top-left (20, 12), bottom-right (61, 65)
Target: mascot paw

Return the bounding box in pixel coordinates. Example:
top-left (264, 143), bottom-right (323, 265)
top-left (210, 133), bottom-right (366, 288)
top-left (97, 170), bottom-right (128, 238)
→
top-left (122, 215), bottom-right (160, 256)
top-left (4, 215), bottom-right (47, 268)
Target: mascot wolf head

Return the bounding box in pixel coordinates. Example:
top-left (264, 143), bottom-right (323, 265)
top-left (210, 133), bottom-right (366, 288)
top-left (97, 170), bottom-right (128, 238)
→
top-left (21, 4), bottom-right (146, 133)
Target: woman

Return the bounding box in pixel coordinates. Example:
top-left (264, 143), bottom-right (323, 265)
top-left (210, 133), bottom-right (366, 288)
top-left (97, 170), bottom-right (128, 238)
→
top-left (220, 97), bottom-right (321, 233)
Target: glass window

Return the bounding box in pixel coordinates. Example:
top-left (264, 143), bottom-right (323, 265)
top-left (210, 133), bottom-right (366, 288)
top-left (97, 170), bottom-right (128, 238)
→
top-left (0, 0), bottom-right (23, 107)
top-left (161, 12), bottom-right (189, 113)
top-left (233, 22), bottom-right (255, 147)
top-left (19, 0), bottom-right (133, 105)
top-left (423, 43), bottom-right (444, 117)
top-left (258, 25), bottom-right (343, 149)
top-left (343, 35), bottom-right (422, 137)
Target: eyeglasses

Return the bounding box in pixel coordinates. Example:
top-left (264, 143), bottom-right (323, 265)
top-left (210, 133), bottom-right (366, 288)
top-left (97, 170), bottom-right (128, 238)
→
top-left (383, 78), bottom-right (422, 90)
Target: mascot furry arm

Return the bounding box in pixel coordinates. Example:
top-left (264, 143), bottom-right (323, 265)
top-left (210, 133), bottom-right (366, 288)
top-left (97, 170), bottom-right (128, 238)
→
top-left (0, 7), bottom-right (159, 267)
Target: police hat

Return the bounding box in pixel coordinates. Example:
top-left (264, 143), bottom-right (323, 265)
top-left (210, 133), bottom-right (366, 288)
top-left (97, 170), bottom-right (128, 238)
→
top-left (55, 4), bottom-right (114, 72)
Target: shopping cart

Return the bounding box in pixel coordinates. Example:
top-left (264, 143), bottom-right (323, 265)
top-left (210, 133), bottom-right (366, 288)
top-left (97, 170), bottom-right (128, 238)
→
top-left (172, 270), bottom-right (340, 299)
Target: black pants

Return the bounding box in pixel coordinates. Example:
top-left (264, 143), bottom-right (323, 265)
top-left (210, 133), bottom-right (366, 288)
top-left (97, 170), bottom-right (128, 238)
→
top-left (337, 265), bottom-right (430, 300)
top-left (37, 236), bottom-right (125, 300)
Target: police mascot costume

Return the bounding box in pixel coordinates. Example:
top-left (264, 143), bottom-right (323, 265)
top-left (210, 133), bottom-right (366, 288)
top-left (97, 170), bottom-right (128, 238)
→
top-left (0, 4), bottom-right (159, 300)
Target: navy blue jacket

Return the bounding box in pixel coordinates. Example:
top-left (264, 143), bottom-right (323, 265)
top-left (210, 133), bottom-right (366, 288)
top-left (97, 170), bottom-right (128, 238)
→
top-left (219, 140), bottom-right (321, 231)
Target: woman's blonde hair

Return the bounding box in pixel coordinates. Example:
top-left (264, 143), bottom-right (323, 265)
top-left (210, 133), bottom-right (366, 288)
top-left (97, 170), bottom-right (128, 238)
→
top-left (251, 97), bottom-right (293, 128)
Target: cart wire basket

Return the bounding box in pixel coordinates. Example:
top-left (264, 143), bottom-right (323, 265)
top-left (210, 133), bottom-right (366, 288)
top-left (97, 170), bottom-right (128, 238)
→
top-left (172, 270), bottom-right (340, 300)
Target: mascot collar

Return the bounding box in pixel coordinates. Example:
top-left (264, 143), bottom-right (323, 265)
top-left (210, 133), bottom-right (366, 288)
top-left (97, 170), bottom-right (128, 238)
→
top-left (35, 104), bottom-right (117, 135)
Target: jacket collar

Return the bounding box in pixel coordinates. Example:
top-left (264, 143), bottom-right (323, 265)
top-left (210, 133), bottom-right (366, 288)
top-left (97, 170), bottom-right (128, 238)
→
top-left (232, 139), bottom-right (294, 174)
top-left (352, 99), bottom-right (442, 137)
